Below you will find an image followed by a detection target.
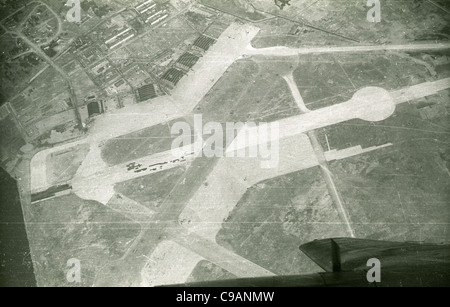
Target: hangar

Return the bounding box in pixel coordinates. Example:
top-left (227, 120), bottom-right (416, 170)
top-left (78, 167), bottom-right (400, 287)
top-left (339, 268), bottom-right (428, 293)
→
top-left (175, 52), bottom-right (199, 71)
top-left (161, 68), bottom-right (185, 87)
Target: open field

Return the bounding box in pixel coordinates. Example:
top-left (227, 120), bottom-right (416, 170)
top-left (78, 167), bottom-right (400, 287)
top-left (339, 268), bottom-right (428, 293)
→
top-left (216, 166), bottom-right (349, 276)
top-left (140, 240), bottom-right (204, 287)
top-left (200, 0), bottom-right (270, 22)
top-left (409, 50), bottom-right (450, 79)
top-left (26, 193), bottom-right (140, 287)
top-left (0, 0), bottom-right (33, 20)
top-left (114, 166), bottom-right (187, 211)
top-left (194, 56), bottom-right (300, 124)
top-left (315, 91), bottom-right (450, 243)
top-left (250, 17), bottom-right (361, 49)
top-left (250, 0), bottom-right (450, 44)
top-left (293, 52), bottom-right (432, 110)
top-left (183, 6), bottom-right (217, 33)
top-left (0, 51), bottom-right (46, 102)
top-left (329, 145), bottom-right (450, 243)
top-left (101, 117), bottom-right (183, 167)
top-left (313, 52), bottom-right (450, 243)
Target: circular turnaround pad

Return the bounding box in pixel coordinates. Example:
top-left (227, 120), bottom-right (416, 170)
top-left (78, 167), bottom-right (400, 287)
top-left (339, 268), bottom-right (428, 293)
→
top-left (352, 87), bottom-right (396, 122)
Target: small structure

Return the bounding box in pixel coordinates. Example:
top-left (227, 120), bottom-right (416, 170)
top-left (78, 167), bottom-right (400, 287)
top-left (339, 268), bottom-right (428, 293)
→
top-left (192, 35), bottom-right (216, 54)
top-left (175, 52), bottom-right (199, 71)
top-left (31, 184), bottom-right (72, 204)
top-left (161, 68), bottom-right (185, 87)
top-left (152, 49), bottom-right (173, 67)
top-left (137, 84), bottom-right (157, 102)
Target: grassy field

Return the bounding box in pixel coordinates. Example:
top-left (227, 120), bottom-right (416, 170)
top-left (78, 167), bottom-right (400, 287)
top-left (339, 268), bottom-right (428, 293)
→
top-left (26, 194), bottom-right (140, 287)
top-left (215, 98), bottom-right (450, 274)
top-left (316, 94), bottom-right (450, 243)
top-left (194, 57), bottom-right (300, 124)
top-left (114, 166), bottom-right (187, 212)
top-left (216, 166), bottom-right (349, 276)
top-left (328, 145), bottom-right (450, 243)
top-left (102, 56), bottom-right (301, 167)
top-left (250, 17), bottom-right (360, 49)
top-left (250, 0), bottom-right (450, 44)
top-left (296, 48), bottom-right (450, 243)
top-left (101, 117), bottom-right (184, 166)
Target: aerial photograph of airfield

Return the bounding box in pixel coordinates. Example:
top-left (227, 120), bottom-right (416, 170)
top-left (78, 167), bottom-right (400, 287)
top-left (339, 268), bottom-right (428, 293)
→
top-left (0, 0), bottom-right (449, 287)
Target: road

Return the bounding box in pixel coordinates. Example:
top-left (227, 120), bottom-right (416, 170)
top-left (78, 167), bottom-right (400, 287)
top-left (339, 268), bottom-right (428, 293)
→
top-left (427, 0), bottom-right (450, 14)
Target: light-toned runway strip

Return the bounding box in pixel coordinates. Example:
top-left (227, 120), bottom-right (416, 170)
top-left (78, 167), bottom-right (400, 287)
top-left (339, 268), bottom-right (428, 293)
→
top-left (228, 79), bottom-right (450, 153)
top-left (244, 42), bottom-right (450, 57)
top-left (180, 134), bottom-right (320, 242)
top-left (71, 144), bottom-right (196, 205)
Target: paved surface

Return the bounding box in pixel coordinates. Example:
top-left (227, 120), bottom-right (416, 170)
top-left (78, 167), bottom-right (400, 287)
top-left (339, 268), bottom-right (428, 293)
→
top-left (283, 73), bottom-right (310, 113)
top-left (72, 144), bottom-right (196, 204)
top-left (173, 230), bottom-right (275, 278)
top-left (30, 139), bottom-right (87, 193)
top-left (180, 134), bottom-right (319, 241)
top-left (228, 80), bottom-right (450, 153)
top-left (245, 42), bottom-right (450, 57)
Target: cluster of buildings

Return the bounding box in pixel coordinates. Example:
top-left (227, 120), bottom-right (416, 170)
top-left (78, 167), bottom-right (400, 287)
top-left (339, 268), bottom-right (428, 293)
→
top-left (0, 0), bottom-right (229, 171)
top-left (136, 0), bottom-right (169, 25)
top-left (105, 28), bottom-right (136, 50)
top-left (161, 35), bottom-right (217, 88)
